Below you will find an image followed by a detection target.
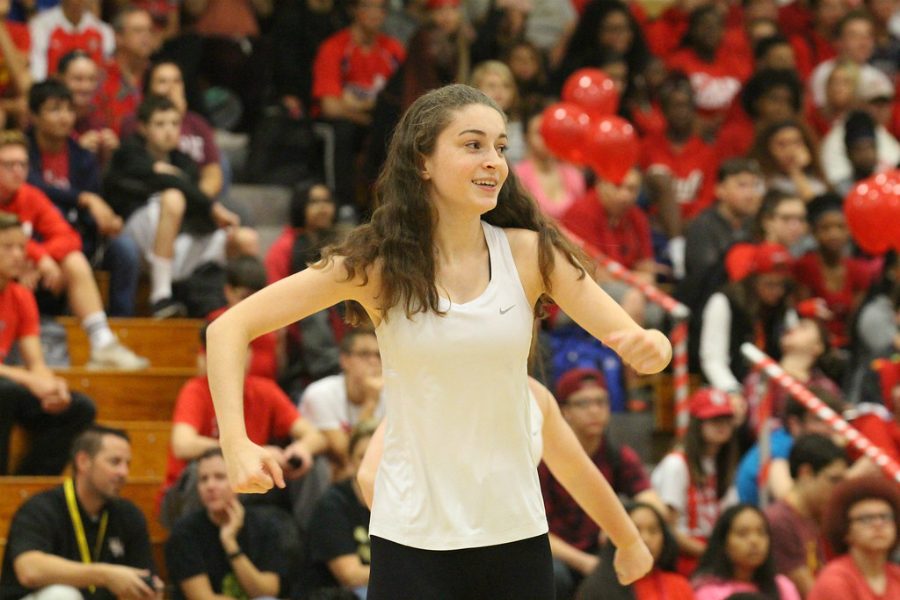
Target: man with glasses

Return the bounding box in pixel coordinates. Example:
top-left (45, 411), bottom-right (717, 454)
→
top-left (300, 327), bottom-right (384, 477)
top-left (538, 367), bottom-right (664, 600)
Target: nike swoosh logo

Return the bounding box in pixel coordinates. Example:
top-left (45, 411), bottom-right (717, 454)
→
top-left (499, 305), bottom-right (515, 314)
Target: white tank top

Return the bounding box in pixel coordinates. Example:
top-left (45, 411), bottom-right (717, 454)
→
top-left (369, 221), bottom-right (548, 550)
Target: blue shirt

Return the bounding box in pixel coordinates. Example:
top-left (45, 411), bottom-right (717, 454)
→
top-left (736, 427), bottom-right (794, 506)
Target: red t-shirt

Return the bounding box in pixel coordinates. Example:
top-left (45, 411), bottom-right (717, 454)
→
top-left (0, 21), bottom-right (29, 97)
top-left (793, 253), bottom-right (873, 348)
top-left (790, 31), bottom-right (836, 81)
top-left (264, 227), bottom-right (296, 284)
top-left (809, 555), bottom-right (900, 600)
top-left (561, 189), bottom-right (653, 269)
top-left (633, 570), bottom-right (694, 600)
top-left (0, 281), bottom-right (39, 363)
top-left (0, 183), bottom-right (82, 263)
top-left (714, 110), bottom-right (755, 160)
top-left (207, 307), bottom-right (277, 380)
top-left (666, 48), bottom-right (750, 117)
top-left (642, 7), bottom-right (688, 60)
top-left (641, 133), bottom-right (719, 220)
top-left (312, 28), bottom-right (405, 103)
top-left (96, 60), bottom-right (142, 135)
top-left (779, 1), bottom-right (813, 39)
top-left (40, 146), bottom-right (70, 190)
top-left (163, 375), bottom-right (299, 489)
top-left (848, 412), bottom-right (900, 465)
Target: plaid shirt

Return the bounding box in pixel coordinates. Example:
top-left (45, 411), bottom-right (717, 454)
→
top-left (539, 438), bottom-right (650, 551)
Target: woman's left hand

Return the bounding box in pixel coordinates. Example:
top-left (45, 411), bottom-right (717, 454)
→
top-left (613, 538), bottom-right (654, 585)
top-left (607, 329), bottom-right (672, 374)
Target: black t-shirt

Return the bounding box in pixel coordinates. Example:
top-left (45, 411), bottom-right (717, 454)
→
top-left (0, 485), bottom-right (155, 600)
top-left (304, 479), bottom-right (370, 592)
top-left (164, 507), bottom-right (285, 600)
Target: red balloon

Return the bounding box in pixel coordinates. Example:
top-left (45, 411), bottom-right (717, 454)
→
top-left (584, 116), bottom-right (639, 185)
top-left (562, 68), bottom-right (620, 118)
top-left (875, 170), bottom-right (900, 251)
top-left (539, 102), bottom-right (591, 165)
top-left (845, 176), bottom-right (891, 254)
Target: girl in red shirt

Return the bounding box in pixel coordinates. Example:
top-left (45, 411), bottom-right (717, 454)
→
top-left (577, 502), bottom-right (696, 600)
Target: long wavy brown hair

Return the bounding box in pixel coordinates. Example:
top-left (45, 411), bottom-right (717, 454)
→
top-left (321, 84), bottom-right (589, 325)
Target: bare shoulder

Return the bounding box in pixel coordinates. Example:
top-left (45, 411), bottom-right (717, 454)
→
top-left (503, 227), bottom-right (540, 257)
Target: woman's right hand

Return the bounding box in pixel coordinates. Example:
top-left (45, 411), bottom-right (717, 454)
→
top-left (221, 438), bottom-right (285, 493)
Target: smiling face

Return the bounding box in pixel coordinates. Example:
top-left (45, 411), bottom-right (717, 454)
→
top-left (421, 103), bottom-right (509, 217)
top-left (61, 56), bottom-right (99, 110)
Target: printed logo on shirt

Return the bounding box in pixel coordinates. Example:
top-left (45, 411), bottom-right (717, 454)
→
top-left (689, 73), bottom-right (741, 111)
top-left (108, 537), bottom-right (124, 558)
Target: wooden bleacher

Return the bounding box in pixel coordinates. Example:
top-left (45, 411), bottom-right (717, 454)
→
top-left (1, 318), bottom-right (202, 583)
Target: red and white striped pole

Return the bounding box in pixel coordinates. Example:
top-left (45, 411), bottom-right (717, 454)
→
top-left (741, 343), bottom-right (900, 485)
top-left (560, 227), bottom-right (692, 436)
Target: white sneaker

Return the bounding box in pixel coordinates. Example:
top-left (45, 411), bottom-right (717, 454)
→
top-left (88, 340), bottom-right (150, 371)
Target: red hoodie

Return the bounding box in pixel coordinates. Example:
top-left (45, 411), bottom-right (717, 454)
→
top-left (0, 182), bottom-right (82, 263)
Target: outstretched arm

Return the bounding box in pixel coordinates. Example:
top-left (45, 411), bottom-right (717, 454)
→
top-left (207, 258), bottom-right (378, 493)
top-left (508, 229), bottom-right (672, 375)
top-left (530, 379), bottom-right (653, 585)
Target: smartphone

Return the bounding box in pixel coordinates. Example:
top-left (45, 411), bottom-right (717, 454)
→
top-left (287, 455), bottom-right (304, 469)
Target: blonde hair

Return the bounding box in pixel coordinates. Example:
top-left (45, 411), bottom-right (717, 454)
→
top-left (469, 60), bottom-right (519, 113)
top-left (0, 129), bottom-right (28, 151)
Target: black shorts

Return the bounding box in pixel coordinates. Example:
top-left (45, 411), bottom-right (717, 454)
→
top-left (368, 533), bottom-right (555, 600)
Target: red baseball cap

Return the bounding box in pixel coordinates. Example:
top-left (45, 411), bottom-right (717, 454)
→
top-left (689, 388), bottom-right (735, 419)
top-left (726, 242), bottom-right (793, 282)
top-left (555, 367), bottom-right (607, 403)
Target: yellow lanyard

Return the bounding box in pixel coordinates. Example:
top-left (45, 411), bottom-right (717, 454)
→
top-left (64, 478), bottom-right (108, 593)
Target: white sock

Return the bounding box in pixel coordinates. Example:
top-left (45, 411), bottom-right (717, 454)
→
top-left (83, 311), bottom-right (115, 350)
top-left (149, 254), bottom-right (173, 303)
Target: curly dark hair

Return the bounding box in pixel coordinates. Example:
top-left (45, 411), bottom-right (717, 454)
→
top-left (321, 84), bottom-right (589, 325)
top-left (823, 475), bottom-right (900, 555)
top-left (741, 69), bottom-right (803, 119)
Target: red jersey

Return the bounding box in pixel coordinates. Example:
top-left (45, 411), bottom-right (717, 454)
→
top-left (641, 133), bottom-right (719, 220)
top-left (666, 47), bottom-right (750, 117)
top-left (207, 307), bottom-right (277, 380)
top-left (0, 183), bottom-right (82, 263)
top-left (714, 110), bottom-right (756, 160)
top-left (790, 31), bottom-right (836, 81)
top-left (163, 375), bottom-right (300, 490)
top-left (561, 189), bottom-right (653, 269)
top-left (779, 1), bottom-right (813, 39)
top-left (643, 7), bottom-right (688, 60)
top-left (40, 146), bottom-right (70, 190)
top-left (312, 28), bottom-right (405, 103)
top-left (0, 281), bottom-right (39, 363)
top-left (0, 21), bottom-right (29, 97)
top-left (793, 253), bottom-right (873, 348)
top-left (632, 570), bottom-right (694, 600)
top-left (28, 7), bottom-right (114, 80)
top-left (96, 60), bottom-right (142, 135)
top-left (264, 227), bottom-right (296, 284)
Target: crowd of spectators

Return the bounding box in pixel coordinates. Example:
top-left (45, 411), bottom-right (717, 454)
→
top-left (1, 0), bottom-right (900, 598)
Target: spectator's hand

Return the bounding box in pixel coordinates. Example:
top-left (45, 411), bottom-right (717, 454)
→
top-left (80, 192), bottom-right (123, 236)
top-left (218, 497), bottom-right (245, 545)
top-left (18, 263), bottom-right (40, 290)
top-left (282, 440), bottom-right (314, 479)
top-left (728, 392), bottom-right (748, 426)
top-left (99, 128), bottom-right (120, 151)
top-left (36, 255), bottom-right (64, 294)
top-left (25, 371), bottom-right (68, 408)
top-left (281, 95), bottom-right (304, 120)
top-left (153, 161), bottom-right (182, 176)
top-left (78, 130), bottom-right (102, 154)
top-left (786, 145), bottom-right (811, 173)
top-left (211, 202), bottom-right (240, 229)
top-left (613, 538), bottom-right (653, 585)
top-left (222, 437), bottom-right (285, 493)
top-left (99, 565), bottom-right (156, 600)
top-left (607, 329), bottom-right (672, 375)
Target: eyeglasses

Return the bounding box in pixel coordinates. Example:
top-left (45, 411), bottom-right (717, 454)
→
top-left (348, 350), bottom-right (381, 360)
top-left (849, 512), bottom-right (895, 526)
top-left (565, 398), bottom-right (609, 410)
top-left (0, 160), bottom-right (28, 170)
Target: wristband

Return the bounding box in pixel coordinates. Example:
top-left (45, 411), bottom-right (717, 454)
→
top-left (226, 548), bottom-right (244, 560)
